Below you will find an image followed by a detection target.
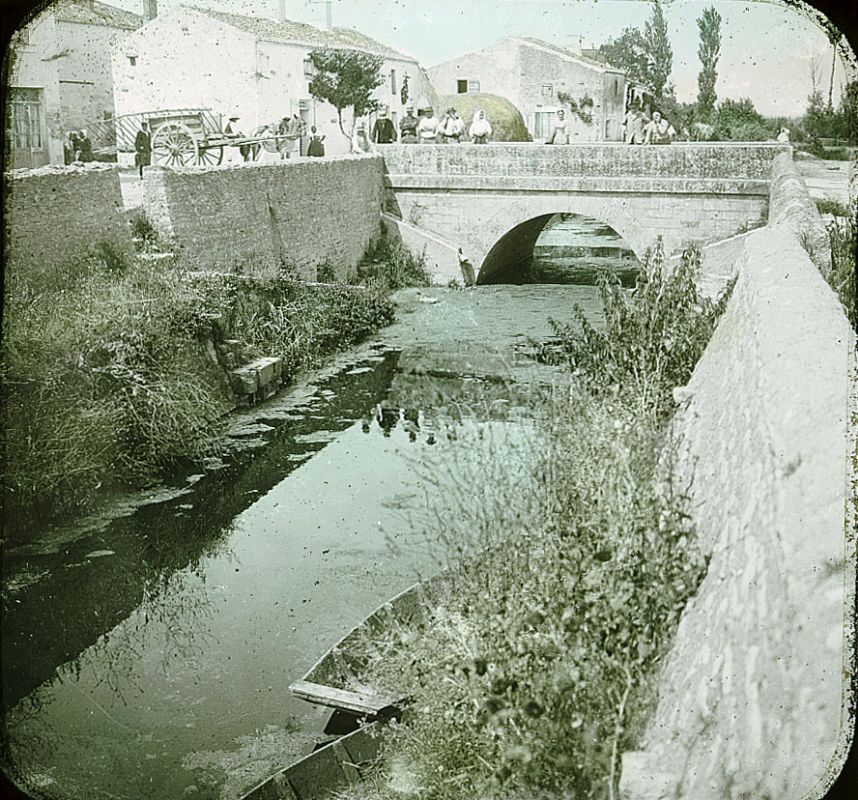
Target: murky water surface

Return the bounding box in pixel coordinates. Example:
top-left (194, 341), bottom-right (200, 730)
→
top-left (2, 286), bottom-right (602, 800)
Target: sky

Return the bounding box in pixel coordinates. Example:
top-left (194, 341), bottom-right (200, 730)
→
top-left (77, 1), bottom-right (858, 116)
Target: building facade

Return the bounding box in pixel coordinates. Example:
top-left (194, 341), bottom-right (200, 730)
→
top-left (428, 37), bottom-right (627, 143)
top-left (5, 0), bottom-right (141, 169)
top-left (110, 6), bottom-right (436, 161)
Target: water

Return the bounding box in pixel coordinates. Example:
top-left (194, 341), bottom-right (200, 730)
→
top-left (2, 285), bottom-right (603, 800)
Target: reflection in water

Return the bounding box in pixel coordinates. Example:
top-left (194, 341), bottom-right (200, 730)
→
top-left (2, 286), bottom-right (603, 800)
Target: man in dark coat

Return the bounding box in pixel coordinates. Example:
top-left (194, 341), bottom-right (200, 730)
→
top-left (135, 122), bottom-right (151, 178)
top-left (371, 107), bottom-right (397, 144)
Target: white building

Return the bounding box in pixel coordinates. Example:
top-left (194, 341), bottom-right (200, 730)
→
top-left (111, 4), bottom-right (435, 160)
top-left (6, 0), bottom-right (141, 168)
top-left (428, 37), bottom-right (627, 143)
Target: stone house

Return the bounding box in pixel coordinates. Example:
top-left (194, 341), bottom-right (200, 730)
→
top-left (6, 0), bottom-right (142, 169)
top-left (428, 36), bottom-right (627, 143)
top-left (110, 5), bottom-right (436, 160)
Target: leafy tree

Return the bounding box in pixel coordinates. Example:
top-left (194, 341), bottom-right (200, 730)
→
top-left (840, 80), bottom-right (858, 144)
top-left (696, 6), bottom-right (722, 121)
top-left (599, 26), bottom-right (651, 86)
top-left (644, 0), bottom-right (673, 100)
top-left (307, 48), bottom-right (384, 143)
top-left (714, 97), bottom-right (770, 141)
top-left (804, 89), bottom-right (833, 142)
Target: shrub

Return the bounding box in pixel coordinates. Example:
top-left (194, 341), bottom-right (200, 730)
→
top-left (816, 197), bottom-right (850, 217)
top-left (826, 214), bottom-right (857, 329)
top-left (357, 227), bottom-right (431, 292)
top-left (129, 211), bottom-right (159, 251)
top-left (548, 239), bottom-right (730, 415)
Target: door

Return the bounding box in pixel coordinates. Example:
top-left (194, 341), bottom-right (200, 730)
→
top-left (7, 87), bottom-right (48, 169)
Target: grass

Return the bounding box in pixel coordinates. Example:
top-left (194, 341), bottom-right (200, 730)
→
top-left (825, 212), bottom-right (857, 329)
top-left (2, 245), bottom-right (396, 536)
top-left (355, 226), bottom-right (432, 292)
top-left (336, 241), bottom-right (728, 799)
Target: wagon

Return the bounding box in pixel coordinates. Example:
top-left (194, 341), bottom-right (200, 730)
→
top-left (86, 108), bottom-right (295, 167)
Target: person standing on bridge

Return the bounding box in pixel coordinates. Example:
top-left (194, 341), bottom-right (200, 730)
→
top-left (469, 109), bottom-right (492, 144)
top-left (371, 106), bottom-right (398, 144)
top-left (546, 109), bottom-right (569, 144)
top-left (134, 122), bottom-right (151, 178)
top-left (643, 111), bottom-right (675, 145)
top-left (418, 107), bottom-right (440, 144)
top-left (400, 107), bottom-right (418, 144)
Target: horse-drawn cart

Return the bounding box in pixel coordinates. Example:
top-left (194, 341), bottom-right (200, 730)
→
top-left (87, 108), bottom-right (295, 166)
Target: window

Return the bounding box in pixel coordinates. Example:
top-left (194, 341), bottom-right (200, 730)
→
top-left (128, 55), bottom-right (136, 66)
top-left (390, 69), bottom-right (397, 96)
top-left (468, 80), bottom-right (480, 93)
top-left (541, 84), bottom-right (553, 98)
top-left (303, 58), bottom-right (315, 79)
top-left (533, 111), bottom-right (554, 141)
top-left (457, 79), bottom-right (468, 94)
top-left (8, 88), bottom-right (44, 150)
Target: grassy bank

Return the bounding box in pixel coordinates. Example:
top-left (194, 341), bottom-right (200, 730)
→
top-left (344, 242), bottom-right (728, 799)
top-left (1, 233), bottom-right (410, 534)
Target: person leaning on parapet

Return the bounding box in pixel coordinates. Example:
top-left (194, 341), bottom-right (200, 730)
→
top-left (225, 114), bottom-right (253, 161)
top-left (546, 108), bottom-right (569, 144)
top-left (78, 129), bottom-right (93, 162)
top-left (441, 108), bottom-right (465, 144)
top-left (307, 126), bottom-right (326, 157)
top-left (623, 104), bottom-right (647, 144)
top-left (353, 121), bottom-right (373, 153)
top-left (417, 107), bottom-right (440, 143)
top-left (400, 107), bottom-right (419, 144)
top-left (372, 106), bottom-right (398, 144)
top-left (776, 126), bottom-right (791, 143)
top-left (643, 111), bottom-right (675, 145)
top-left (63, 131), bottom-right (75, 164)
top-left (134, 121), bottom-right (151, 178)
top-left (469, 109), bottom-right (492, 144)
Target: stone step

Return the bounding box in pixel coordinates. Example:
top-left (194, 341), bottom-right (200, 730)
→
top-left (230, 356), bottom-right (283, 399)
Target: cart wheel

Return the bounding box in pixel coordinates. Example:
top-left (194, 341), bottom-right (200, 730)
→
top-left (151, 121), bottom-right (199, 167)
top-left (198, 145), bottom-right (224, 166)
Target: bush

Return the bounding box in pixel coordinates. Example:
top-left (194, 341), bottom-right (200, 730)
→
top-left (348, 241), bottom-right (728, 798)
top-left (826, 214), bottom-right (857, 329)
top-left (816, 197), bottom-right (850, 217)
top-left (549, 239), bottom-right (730, 415)
top-left (356, 227), bottom-right (431, 291)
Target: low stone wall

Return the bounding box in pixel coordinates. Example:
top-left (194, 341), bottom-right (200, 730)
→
top-left (144, 156), bottom-right (385, 278)
top-left (378, 143), bottom-right (791, 180)
top-left (768, 151), bottom-right (832, 277)
top-left (621, 227), bottom-right (855, 800)
top-left (3, 164), bottom-right (132, 275)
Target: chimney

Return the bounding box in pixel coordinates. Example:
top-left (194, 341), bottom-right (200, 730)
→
top-left (143, 0), bottom-right (157, 22)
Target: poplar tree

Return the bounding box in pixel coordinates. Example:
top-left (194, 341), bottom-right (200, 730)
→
top-left (696, 6), bottom-right (722, 121)
top-left (644, 1), bottom-right (673, 100)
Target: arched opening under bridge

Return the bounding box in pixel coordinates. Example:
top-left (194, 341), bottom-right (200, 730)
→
top-left (476, 213), bottom-right (642, 286)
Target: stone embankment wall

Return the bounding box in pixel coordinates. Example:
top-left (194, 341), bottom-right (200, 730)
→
top-left (620, 162), bottom-right (855, 799)
top-left (144, 155), bottom-right (385, 279)
top-left (4, 164), bottom-right (132, 275)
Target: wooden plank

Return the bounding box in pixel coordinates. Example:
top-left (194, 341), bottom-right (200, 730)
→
top-left (289, 680), bottom-right (404, 716)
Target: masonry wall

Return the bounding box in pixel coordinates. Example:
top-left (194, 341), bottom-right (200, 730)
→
top-left (620, 239), bottom-right (855, 796)
top-left (4, 164), bottom-right (132, 275)
top-left (144, 155), bottom-right (385, 277)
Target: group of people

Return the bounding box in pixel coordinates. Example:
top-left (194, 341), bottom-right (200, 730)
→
top-left (63, 129), bottom-right (93, 164)
top-left (622, 105), bottom-right (677, 144)
top-left (352, 105), bottom-right (494, 149)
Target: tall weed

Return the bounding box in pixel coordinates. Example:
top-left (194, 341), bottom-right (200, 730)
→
top-left (357, 227), bottom-right (431, 292)
top-left (825, 213), bottom-right (857, 329)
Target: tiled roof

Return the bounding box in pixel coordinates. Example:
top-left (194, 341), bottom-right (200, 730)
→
top-left (515, 37), bottom-right (623, 73)
top-left (194, 8), bottom-right (416, 62)
top-left (54, 0), bottom-right (142, 30)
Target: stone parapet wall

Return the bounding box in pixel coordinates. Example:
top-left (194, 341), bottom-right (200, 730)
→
top-left (143, 155), bottom-right (385, 278)
top-left (621, 227), bottom-right (855, 800)
top-left (378, 143), bottom-right (791, 180)
top-left (3, 165), bottom-right (131, 274)
top-left (768, 151), bottom-right (832, 276)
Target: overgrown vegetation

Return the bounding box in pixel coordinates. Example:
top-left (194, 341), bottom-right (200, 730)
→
top-left (816, 197), bottom-right (850, 218)
top-left (2, 245), bottom-right (395, 533)
top-left (825, 212), bottom-right (857, 329)
top-left (346, 242), bottom-right (727, 799)
top-left (356, 227), bottom-right (431, 292)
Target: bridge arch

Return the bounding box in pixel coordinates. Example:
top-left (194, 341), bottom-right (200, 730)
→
top-left (476, 200), bottom-right (648, 285)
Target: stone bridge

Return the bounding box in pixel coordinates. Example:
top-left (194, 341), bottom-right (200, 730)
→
top-left (378, 143), bottom-right (791, 283)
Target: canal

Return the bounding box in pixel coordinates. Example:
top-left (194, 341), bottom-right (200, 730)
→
top-left (2, 285), bottom-right (603, 800)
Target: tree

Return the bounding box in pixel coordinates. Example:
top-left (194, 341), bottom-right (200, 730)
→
top-left (599, 27), bottom-right (651, 86)
top-left (307, 48), bottom-right (384, 144)
top-left (644, 0), bottom-right (673, 100)
top-left (696, 6), bottom-right (722, 121)
top-left (840, 80), bottom-right (858, 144)
top-left (823, 23), bottom-right (842, 110)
